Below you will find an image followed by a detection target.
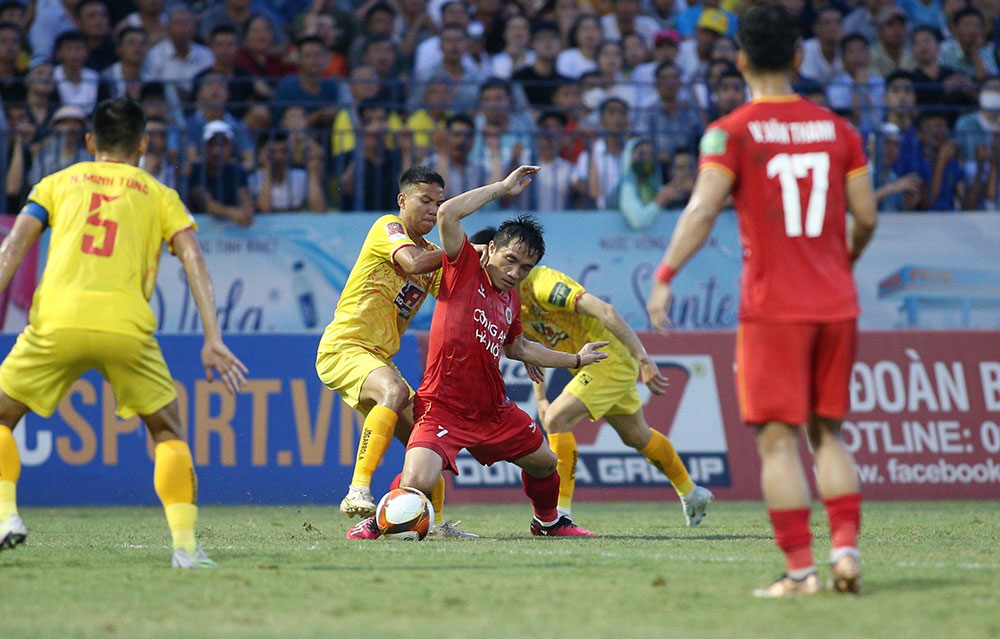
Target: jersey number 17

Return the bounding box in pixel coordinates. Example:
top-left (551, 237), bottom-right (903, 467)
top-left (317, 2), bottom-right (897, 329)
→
top-left (766, 152), bottom-right (830, 238)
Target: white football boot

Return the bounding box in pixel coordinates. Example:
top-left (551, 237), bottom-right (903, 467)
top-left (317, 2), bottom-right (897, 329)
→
top-left (339, 486), bottom-right (376, 518)
top-left (172, 546), bottom-right (219, 569)
top-left (0, 513), bottom-right (27, 550)
top-left (681, 485), bottom-right (714, 526)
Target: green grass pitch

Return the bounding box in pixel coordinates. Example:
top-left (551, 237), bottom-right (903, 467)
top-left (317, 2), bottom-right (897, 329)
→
top-left (1, 501), bottom-right (998, 639)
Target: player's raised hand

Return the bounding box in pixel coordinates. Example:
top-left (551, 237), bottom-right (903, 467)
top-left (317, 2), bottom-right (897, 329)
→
top-left (501, 165), bottom-right (541, 197)
top-left (524, 362), bottom-right (545, 383)
top-left (201, 338), bottom-right (249, 394)
top-left (639, 356), bottom-right (669, 395)
top-left (577, 341), bottom-right (610, 366)
top-left (647, 282), bottom-right (673, 334)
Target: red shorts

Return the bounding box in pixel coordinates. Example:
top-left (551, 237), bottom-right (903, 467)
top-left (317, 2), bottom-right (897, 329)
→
top-left (408, 396), bottom-right (545, 474)
top-left (735, 319), bottom-right (857, 425)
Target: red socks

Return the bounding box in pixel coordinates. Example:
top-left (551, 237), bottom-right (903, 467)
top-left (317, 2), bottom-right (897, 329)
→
top-left (768, 508), bottom-right (814, 573)
top-left (823, 493), bottom-right (862, 551)
top-left (390, 474), bottom-right (401, 491)
top-left (522, 470), bottom-right (560, 523)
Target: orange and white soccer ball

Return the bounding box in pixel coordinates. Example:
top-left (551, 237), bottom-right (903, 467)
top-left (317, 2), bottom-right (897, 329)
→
top-left (375, 487), bottom-right (435, 540)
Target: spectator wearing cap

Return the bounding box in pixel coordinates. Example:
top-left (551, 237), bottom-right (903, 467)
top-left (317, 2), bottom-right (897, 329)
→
top-left (54, 31), bottom-right (103, 112)
top-left (274, 36), bottom-right (345, 127)
top-left (827, 34), bottom-right (884, 134)
top-left (428, 113), bottom-right (499, 200)
top-left (512, 21), bottom-right (569, 109)
top-left (146, 6), bottom-right (215, 99)
top-left (675, 0), bottom-right (738, 39)
top-left (632, 28), bottom-right (679, 91)
top-left (869, 122), bottom-right (923, 211)
top-left (898, 0), bottom-right (946, 32)
top-left (195, 26), bottom-right (256, 122)
top-left (530, 110), bottom-right (575, 210)
top-left (870, 6), bottom-right (916, 77)
top-left (910, 26), bottom-right (960, 108)
top-left (572, 96), bottom-right (631, 209)
top-left (187, 120), bottom-right (254, 226)
top-left (799, 7), bottom-right (845, 85)
top-left (490, 14), bottom-right (534, 80)
top-left (28, 105), bottom-right (91, 184)
top-left (636, 61), bottom-right (701, 167)
top-left (199, 0), bottom-right (289, 51)
top-left (116, 0), bottom-right (168, 49)
top-left (940, 7), bottom-right (998, 82)
top-left (470, 77), bottom-right (533, 177)
top-left (100, 27), bottom-right (151, 102)
top-left (76, 0), bottom-right (116, 72)
top-left (28, 0), bottom-right (76, 60)
top-left (556, 14), bottom-right (601, 80)
top-left (186, 69), bottom-right (255, 169)
top-left (675, 7), bottom-right (728, 83)
top-left (410, 23), bottom-right (483, 113)
top-left (0, 21), bottom-right (24, 103)
top-left (600, 0), bottom-right (660, 48)
top-left (896, 111), bottom-right (966, 211)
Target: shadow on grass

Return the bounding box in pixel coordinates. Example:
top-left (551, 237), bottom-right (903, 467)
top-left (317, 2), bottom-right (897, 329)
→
top-left (597, 534), bottom-right (772, 542)
top-left (301, 562), bottom-right (582, 572)
top-left (863, 576), bottom-right (966, 594)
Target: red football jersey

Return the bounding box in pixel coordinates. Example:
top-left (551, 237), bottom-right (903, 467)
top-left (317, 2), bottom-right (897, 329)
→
top-left (698, 96), bottom-right (869, 322)
top-left (417, 238), bottom-right (523, 423)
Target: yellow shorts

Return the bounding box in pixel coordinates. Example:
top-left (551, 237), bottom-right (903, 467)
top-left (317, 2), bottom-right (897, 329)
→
top-left (564, 346), bottom-right (643, 421)
top-left (0, 326), bottom-right (177, 419)
top-left (315, 345), bottom-right (412, 416)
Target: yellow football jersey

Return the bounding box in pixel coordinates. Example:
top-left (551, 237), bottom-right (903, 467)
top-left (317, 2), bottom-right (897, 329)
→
top-left (25, 161), bottom-right (196, 337)
top-left (317, 214), bottom-right (440, 358)
top-left (519, 266), bottom-right (628, 357)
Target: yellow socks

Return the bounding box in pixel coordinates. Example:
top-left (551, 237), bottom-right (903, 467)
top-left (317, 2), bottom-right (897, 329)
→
top-left (351, 406), bottom-right (397, 488)
top-left (0, 425), bottom-right (20, 521)
top-left (430, 476), bottom-right (445, 525)
top-left (548, 432), bottom-right (577, 513)
top-left (154, 440), bottom-right (198, 553)
top-left (640, 430), bottom-right (694, 497)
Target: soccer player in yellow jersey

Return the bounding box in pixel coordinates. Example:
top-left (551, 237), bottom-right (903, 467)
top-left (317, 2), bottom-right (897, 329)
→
top-left (469, 228), bottom-right (714, 528)
top-left (316, 166), bottom-right (474, 537)
top-left (0, 98), bottom-right (248, 568)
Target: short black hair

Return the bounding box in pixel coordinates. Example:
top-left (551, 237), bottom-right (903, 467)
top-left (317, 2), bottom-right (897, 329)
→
top-left (0, 20), bottom-right (20, 37)
top-left (365, 1), bottom-right (395, 22)
top-left (357, 99), bottom-right (387, 120)
top-left (209, 24), bottom-right (238, 41)
top-left (479, 76), bottom-right (512, 97)
top-left (531, 20), bottom-right (560, 38)
top-left (469, 227), bottom-right (497, 244)
top-left (140, 81), bottom-right (166, 101)
top-left (911, 25), bottom-right (942, 43)
top-left (54, 30), bottom-right (86, 51)
top-left (296, 35), bottom-right (327, 50)
top-left (92, 97), bottom-right (146, 154)
top-left (716, 66), bottom-right (744, 85)
top-left (74, 0), bottom-right (107, 18)
top-left (495, 215), bottom-right (545, 261)
top-left (599, 96), bottom-right (628, 114)
top-left (885, 69), bottom-right (914, 87)
top-left (736, 3), bottom-right (799, 73)
top-left (363, 34), bottom-right (394, 53)
top-left (568, 13), bottom-right (599, 49)
top-left (840, 33), bottom-right (869, 50)
top-left (0, 1), bottom-right (26, 14)
top-left (116, 26), bottom-right (146, 46)
top-left (399, 165), bottom-right (445, 191)
top-left (537, 109), bottom-right (568, 126)
top-left (654, 60), bottom-right (679, 79)
top-left (954, 6), bottom-right (985, 26)
top-left (445, 113), bottom-right (474, 128)
top-left (258, 130), bottom-right (289, 146)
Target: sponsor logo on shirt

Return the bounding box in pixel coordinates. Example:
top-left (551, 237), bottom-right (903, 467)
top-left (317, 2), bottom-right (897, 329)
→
top-left (394, 279), bottom-right (427, 319)
top-left (548, 282), bottom-right (571, 307)
top-left (385, 221), bottom-right (407, 242)
top-left (527, 320), bottom-right (569, 347)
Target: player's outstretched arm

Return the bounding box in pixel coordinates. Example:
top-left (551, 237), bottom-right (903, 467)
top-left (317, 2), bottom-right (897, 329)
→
top-left (576, 293), bottom-right (668, 395)
top-left (647, 168), bottom-right (733, 333)
top-left (172, 229), bottom-right (249, 394)
top-left (393, 245), bottom-right (444, 275)
top-left (845, 172), bottom-right (878, 263)
top-left (436, 165), bottom-right (540, 258)
top-left (504, 335), bottom-right (609, 369)
top-left (0, 214), bottom-right (43, 296)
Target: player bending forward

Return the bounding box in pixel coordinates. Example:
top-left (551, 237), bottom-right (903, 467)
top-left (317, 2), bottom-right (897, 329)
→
top-left (647, 4), bottom-right (877, 596)
top-left (348, 167), bottom-right (608, 539)
top-left (469, 228), bottom-right (713, 528)
top-left (0, 98), bottom-right (248, 568)
top-left (316, 166), bottom-right (473, 538)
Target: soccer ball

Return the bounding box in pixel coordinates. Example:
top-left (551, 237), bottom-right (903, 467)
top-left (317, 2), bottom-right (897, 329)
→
top-left (375, 487), bottom-right (435, 541)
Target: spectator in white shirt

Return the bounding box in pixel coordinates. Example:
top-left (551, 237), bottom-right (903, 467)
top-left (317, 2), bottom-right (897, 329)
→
top-left (54, 31), bottom-right (102, 112)
top-left (490, 14), bottom-right (535, 79)
top-left (413, 1), bottom-right (477, 80)
top-left (556, 13), bottom-right (602, 79)
top-left (572, 96), bottom-right (630, 209)
top-left (799, 7), bottom-right (845, 85)
top-left (600, 0), bottom-right (660, 48)
top-left (101, 27), bottom-right (151, 101)
top-left (146, 5), bottom-right (214, 99)
top-left (28, 0), bottom-right (76, 60)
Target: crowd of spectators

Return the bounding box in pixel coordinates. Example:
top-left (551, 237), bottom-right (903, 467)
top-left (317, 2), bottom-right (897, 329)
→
top-left (2, 0), bottom-right (1000, 224)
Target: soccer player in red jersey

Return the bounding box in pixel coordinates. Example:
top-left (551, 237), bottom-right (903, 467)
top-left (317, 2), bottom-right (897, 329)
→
top-left (646, 4), bottom-right (878, 596)
top-left (347, 166), bottom-right (609, 539)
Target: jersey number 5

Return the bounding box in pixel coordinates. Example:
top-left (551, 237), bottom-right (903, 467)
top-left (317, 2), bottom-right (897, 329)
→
top-left (766, 152), bottom-right (830, 238)
top-left (81, 192), bottom-right (120, 257)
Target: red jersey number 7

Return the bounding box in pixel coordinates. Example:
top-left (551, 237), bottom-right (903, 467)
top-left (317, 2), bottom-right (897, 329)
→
top-left (81, 192), bottom-right (120, 257)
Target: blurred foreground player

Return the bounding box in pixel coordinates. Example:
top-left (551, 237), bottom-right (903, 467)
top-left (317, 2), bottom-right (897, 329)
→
top-left (0, 98), bottom-right (248, 568)
top-left (470, 228), bottom-right (713, 528)
top-left (348, 167), bottom-right (609, 540)
top-left (647, 4), bottom-right (877, 596)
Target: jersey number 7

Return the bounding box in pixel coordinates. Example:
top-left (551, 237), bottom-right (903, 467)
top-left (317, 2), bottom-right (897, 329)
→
top-left (766, 152), bottom-right (830, 238)
top-left (81, 192), bottom-right (120, 257)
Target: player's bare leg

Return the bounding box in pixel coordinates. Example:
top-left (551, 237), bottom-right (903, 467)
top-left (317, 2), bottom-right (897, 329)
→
top-left (0, 391), bottom-right (30, 551)
top-left (605, 412), bottom-right (713, 525)
top-left (809, 414), bottom-right (862, 594)
top-left (342, 367), bottom-right (412, 517)
top-left (753, 421), bottom-right (821, 597)
top-left (538, 392), bottom-right (590, 517)
top-left (143, 400), bottom-right (216, 568)
top-left (513, 443), bottom-right (593, 537)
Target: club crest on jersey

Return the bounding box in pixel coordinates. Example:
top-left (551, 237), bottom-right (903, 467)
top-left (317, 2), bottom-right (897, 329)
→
top-left (700, 128), bottom-right (728, 155)
top-left (385, 221), bottom-right (407, 241)
top-left (505, 306), bottom-right (512, 323)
